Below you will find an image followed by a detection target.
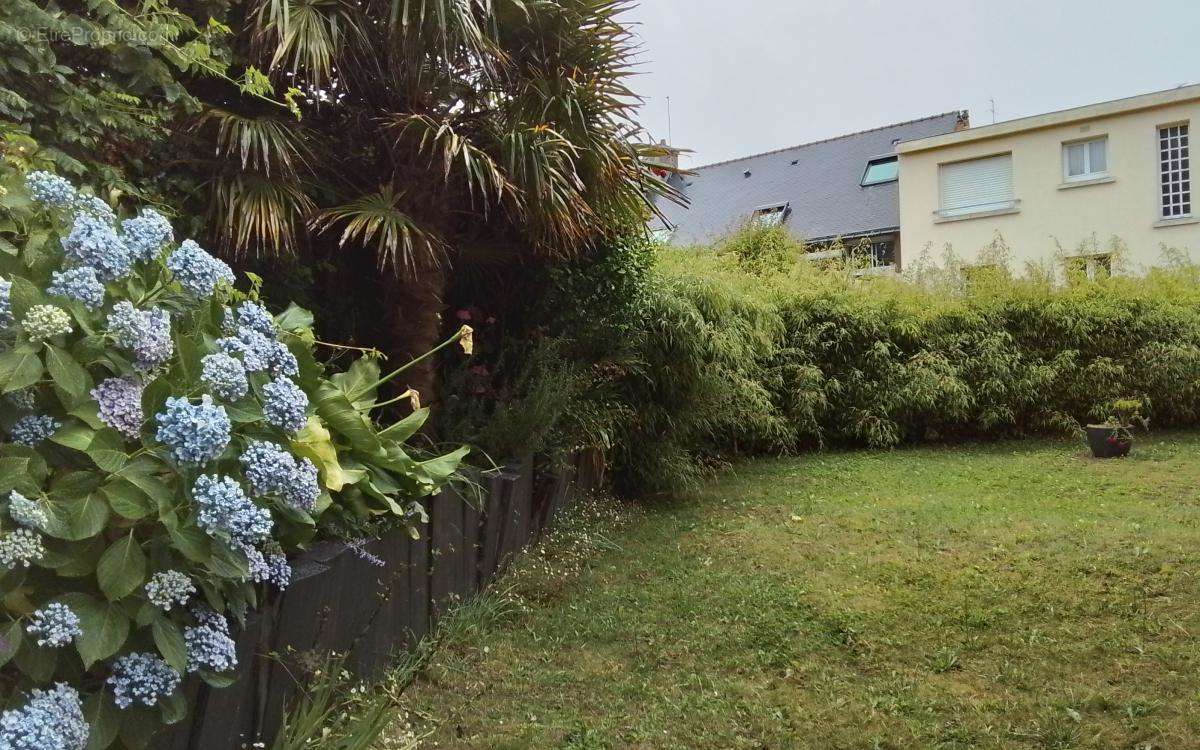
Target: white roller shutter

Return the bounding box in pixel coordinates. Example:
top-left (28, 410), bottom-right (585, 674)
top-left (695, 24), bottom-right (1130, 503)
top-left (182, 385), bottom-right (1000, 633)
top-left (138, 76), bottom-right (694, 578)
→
top-left (938, 154), bottom-right (1014, 216)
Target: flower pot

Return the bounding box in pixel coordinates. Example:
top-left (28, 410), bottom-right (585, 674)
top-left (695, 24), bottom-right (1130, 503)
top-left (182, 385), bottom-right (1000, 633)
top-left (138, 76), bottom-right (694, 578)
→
top-left (1086, 425), bottom-right (1131, 458)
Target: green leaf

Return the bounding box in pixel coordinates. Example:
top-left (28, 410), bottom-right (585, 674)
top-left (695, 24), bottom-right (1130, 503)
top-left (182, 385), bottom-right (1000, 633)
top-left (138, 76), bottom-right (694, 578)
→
top-left (7, 276), bottom-right (42, 319)
top-left (208, 542), bottom-right (249, 579)
top-left (168, 524), bottom-right (212, 563)
top-left (314, 384), bottom-right (382, 454)
top-left (0, 620), bottom-right (23, 668)
top-left (416, 445), bottom-right (470, 485)
top-left (84, 692), bottom-right (120, 750)
top-left (120, 463), bottom-right (178, 516)
top-left (378, 406), bottom-right (429, 442)
top-left (63, 592), bottom-right (130, 668)
top-left (275, 302), bottom-right (314, 332)
top-left (45, 343), bottom-right (91, 400)
top-left (0, 457), bottom-right (35, 495)
top-left (13, 639), bottom-right (57, 681)
top-left (44, 489), bottom-right (109, 541)
top-left (97, 534), bottom-right (147, 600)
top-left (159, 690), bottom-right (188, 725)
top-left (50, 421), bottom-right (96, 451)
top-left (291, 416), bottom-right (363, 491)
top-left (85, 428), bottom-right (129, 473)
top-left (0, 346), bottom-right (43, 393)
top-left (102, 479), bottom-right (154, 520)
top-left (40, 536), bottom-right (105, 577)
top-left (151, 616), bottom-right (187, 673)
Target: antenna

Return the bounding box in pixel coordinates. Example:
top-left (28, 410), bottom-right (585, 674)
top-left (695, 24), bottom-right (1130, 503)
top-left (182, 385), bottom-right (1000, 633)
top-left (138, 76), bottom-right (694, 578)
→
top-left (666, 96), bottom-right (673, 145)
top-left (989, 97), bottom-right (997, 124)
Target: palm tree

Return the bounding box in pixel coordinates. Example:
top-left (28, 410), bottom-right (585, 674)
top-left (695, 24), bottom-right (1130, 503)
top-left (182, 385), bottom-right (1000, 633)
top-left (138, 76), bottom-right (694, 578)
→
top-left (185, 0), bottom-right (677, 407)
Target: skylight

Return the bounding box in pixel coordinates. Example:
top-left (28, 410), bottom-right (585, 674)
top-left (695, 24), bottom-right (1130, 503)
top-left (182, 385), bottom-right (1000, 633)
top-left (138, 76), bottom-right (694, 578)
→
top-left (751, 203), bottom-right (789, 227)
top-left (861, 156), bottom-right (899, 186)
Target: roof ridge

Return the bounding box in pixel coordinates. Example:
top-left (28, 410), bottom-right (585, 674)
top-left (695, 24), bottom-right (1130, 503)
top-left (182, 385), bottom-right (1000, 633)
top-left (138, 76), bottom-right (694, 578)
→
top-left (687, 111), bottom-right (962, 170)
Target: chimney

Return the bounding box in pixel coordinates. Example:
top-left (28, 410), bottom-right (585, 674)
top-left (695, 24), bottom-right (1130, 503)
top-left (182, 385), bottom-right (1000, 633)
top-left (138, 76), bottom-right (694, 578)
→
top-left (646, 138), bottom-right (680, 172)
top-left (955, 110), bottom-right (970, 131)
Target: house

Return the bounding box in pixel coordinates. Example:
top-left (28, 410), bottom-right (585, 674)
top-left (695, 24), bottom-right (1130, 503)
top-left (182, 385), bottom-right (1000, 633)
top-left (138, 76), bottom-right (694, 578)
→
top-left (651, 112), bottom-right (967, 269)
top-left (897, 84), bottom-right (1200, 276)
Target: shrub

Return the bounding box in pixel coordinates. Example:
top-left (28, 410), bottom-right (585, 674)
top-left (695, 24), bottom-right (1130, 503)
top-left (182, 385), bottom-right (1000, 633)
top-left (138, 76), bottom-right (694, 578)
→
top-left (0, 172), bottom-right (467, 748)
top-left (602, 227), bottom-right (1200, 492)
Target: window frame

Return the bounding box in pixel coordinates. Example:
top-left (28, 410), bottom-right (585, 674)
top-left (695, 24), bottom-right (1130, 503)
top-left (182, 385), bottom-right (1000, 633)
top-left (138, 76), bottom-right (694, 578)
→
top-left (1061, 135), bottom-right (1109, 183)
top-left (936, 152), bottom-right (1017, 219)
top-left (860, 156), bottom-right (899, 186)
top-left (1158, 121), bottom-right (1191, 219)
top-left (750, 203), bottom-right (790, 228)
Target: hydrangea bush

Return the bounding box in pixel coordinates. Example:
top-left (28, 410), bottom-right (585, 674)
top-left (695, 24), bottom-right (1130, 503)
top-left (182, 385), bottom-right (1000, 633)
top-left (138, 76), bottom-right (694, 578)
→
top-left (0, 173), bottom-right (469, 749)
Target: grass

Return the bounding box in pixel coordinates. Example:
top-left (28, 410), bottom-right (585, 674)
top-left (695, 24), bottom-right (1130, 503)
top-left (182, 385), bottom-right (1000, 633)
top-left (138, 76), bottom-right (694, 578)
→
top-left (388, 433), bottom-right (1200, 749)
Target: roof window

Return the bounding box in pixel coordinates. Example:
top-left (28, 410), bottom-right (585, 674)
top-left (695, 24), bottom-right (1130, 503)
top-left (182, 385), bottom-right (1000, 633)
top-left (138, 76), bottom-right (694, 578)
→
top-left (861, 156), bottom-right (899, 186)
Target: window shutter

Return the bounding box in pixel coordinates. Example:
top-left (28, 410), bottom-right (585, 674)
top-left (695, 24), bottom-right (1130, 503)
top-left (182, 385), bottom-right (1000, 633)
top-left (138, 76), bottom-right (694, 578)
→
top-left (939, 154), bottom-right (1014, 216)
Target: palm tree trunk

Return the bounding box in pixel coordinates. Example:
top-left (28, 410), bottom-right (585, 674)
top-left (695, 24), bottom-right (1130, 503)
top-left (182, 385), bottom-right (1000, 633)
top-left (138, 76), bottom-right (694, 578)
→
top-left (386, 262), bottom-right (447, 415)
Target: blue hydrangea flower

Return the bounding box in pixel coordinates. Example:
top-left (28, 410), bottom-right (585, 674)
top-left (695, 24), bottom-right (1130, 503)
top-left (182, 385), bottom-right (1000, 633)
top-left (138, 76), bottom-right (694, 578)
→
top-left (106, 301), bottom-right (173, 371)
top-left (90, 377), bottom-right (143, 439)
top-left (155, 396), bottom-right (231, 465)
top-left (0, 529), bottom-right (44, 568)
top-left (107, 652), bottom-right (181, 709)
top-left (60, 212), bottom-right (131, 281)
top-left (216, 327), bottom-right (297, 376)
top-left (47, 267), bottom-right (105, 310)
top-left (25, 171), bottom-right (77, 208)
top-left (144, 570), bottom-right (196, 611)
top-left (0, 279), bottom-right (11, 327)
top-left (10, 415), bottom-right (60, 447)
top-left (121, 209), bottom-right (173, 262)
top-left (262, 376), bottom-right (308, 433)
top-left (8, 491), bottom-right (47, 530)
top-left (5, 389), bottom-right (37, 411)
top-left (192, 474), bottom-right (272, 545)
top-left (201, 352), bottom-right (249, 402)
top-left (72, 194), bottom-right (116, 223)
top-left (26, 603), bottom-right (82, 648)
top-left (21, 305), bottom-right (72, 341)
top-left (167, 240), bottom-right (234, 297)
top-left (185, 618), bottom-right (237, 673)
top-left (233, 301), bottom-right (276, 337)
top-left (239, 440), bottom-right (321, 512)
top-left (191, 605), bottom-right (228, 632)
top-left (245, 545), bottom-right (292, 590)
top-left (0, 682), bottom-right (88, 750)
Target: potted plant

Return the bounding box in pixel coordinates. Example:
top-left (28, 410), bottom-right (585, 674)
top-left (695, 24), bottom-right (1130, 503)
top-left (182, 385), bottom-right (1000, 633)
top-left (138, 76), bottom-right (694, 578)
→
top-left (1086, 398), bottom-right (1146, 458)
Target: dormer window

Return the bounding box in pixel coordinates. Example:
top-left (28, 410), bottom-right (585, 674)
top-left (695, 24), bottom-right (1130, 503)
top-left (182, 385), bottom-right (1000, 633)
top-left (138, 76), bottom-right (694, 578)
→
top-left (751, 203), bottom-right (789, 227)
top-left (861, 156), bottom-right (899, 186)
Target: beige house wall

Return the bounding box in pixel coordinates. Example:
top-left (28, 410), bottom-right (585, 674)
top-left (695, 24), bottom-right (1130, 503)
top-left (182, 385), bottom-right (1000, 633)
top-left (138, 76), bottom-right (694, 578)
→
top-left (897, 90), bottom-right (1200, 274)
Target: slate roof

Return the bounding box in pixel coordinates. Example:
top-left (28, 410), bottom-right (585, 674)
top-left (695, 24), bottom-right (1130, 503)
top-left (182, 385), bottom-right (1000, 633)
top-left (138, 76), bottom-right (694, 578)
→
top-left (653, 112), bottom-right (964, 245)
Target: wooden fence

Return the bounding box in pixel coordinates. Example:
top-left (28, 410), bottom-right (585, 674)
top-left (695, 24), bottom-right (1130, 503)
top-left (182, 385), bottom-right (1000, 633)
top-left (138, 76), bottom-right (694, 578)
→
top-left (161, 451), bottom-right (605, 748)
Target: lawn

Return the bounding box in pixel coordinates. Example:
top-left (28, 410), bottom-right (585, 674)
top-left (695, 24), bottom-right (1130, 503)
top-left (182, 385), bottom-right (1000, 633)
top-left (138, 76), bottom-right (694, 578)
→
top-left (393, 434), bottom-right (1200, 749)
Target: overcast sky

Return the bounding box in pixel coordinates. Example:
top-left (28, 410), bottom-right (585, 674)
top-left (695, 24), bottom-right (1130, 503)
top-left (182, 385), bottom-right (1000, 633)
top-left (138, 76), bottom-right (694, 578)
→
top-left (626, 0), bottom-right (1198, 168)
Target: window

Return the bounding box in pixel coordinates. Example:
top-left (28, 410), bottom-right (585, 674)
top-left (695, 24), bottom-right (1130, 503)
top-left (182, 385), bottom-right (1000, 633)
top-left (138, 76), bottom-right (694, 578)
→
top-left (1063, 137), bottom-right (1108, 181)
top-left (1159, 123), bottom-right (1191, 218)
top-left (938, 154), bottom-right (1015, 218)
top-left (1065, 254), bottom-right (1112, 281)
top-left (751, 203), bottom-right (789, 227)
top-left (865, 238), bottom-right (895, 267)
top-left (861, 156), bottom-right (899, 186)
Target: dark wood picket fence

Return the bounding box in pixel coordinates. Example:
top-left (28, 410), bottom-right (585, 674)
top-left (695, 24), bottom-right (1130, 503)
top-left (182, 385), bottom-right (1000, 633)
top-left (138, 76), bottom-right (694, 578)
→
top-left (161, 451), bottom-right (605, 749)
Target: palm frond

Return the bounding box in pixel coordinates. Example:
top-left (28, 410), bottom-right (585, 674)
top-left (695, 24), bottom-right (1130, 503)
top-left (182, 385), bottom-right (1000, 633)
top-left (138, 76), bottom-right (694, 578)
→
top-left (252, 0), bottom-right (362, 84)
top-left (309, 186), bottom-right (444, 272)
top-left (211, 175), bottom-right (316, 258)
top-left (497, 122), bottom-right (592, 249)
top-left (389, 113), bottom-right (515, 209)
top-left (198, 108), bottom-right (309, 176)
